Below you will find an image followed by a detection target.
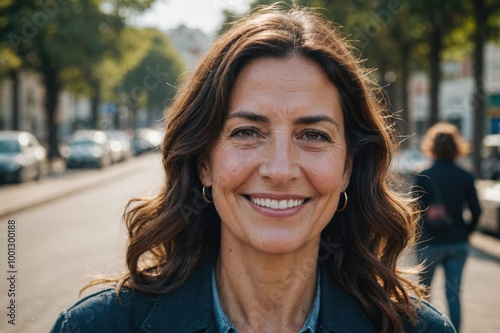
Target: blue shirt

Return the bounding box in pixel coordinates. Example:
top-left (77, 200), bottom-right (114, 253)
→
top-left (212, 267), bottom-right (320, 333)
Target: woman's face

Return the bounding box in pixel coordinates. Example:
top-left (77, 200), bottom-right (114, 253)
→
top-left (199, 56), bottom-right (352, 255)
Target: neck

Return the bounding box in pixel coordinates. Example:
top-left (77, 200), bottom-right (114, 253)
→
top-left (215, 240), bottom-right (319, 332)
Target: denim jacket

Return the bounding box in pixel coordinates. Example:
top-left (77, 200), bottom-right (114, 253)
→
top-left (50, 258), bottom-right (455, 333)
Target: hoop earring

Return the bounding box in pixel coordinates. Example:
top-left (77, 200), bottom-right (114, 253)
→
top-left (337, 191), bottom-right (348, 212)
top-left (202, 186), bottom-right (213, 204)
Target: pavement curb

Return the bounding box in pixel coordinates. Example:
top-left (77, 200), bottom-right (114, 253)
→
top-left (0, 157), bottom-right (146, 219)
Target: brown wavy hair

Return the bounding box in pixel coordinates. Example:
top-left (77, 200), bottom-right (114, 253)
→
top-left (421, 122), bottom-right (471, 160)
top-left (89, 5), bottom-right (424, 332)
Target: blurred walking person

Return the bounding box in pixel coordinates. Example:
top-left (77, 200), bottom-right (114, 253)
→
top-left (414, 122), bottom-right (482, 332)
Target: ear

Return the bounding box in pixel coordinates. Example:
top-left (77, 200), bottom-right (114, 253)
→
top-left (341, 154), bottom-right (353, 191)
top-left (197, 154), bottom-right (213, 187)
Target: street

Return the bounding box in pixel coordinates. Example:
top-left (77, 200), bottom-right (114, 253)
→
top-left (423, 234), bottom-right (500, 333)
top-left (0, 153), bottom-right (499, 332)
top-left (0, 154), bottom-right (164, 333)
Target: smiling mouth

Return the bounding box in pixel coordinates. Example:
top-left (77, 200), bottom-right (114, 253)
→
top-left (248, 196), bottom-right (306, 210)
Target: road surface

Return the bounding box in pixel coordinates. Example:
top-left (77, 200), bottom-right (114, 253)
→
top-left (0, 154), bottom-right (163, 332)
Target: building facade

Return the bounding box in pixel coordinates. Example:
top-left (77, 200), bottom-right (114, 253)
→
top-left (409, 42), bottom-right (500, 144)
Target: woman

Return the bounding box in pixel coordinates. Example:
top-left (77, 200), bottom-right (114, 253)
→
top-left (51, 6), bottom-right (455, 333)
top-left (415, 123), bottom-right (481, 332)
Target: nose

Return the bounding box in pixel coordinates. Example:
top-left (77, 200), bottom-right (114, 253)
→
top-left (258, 132), bottom-right (300, 185)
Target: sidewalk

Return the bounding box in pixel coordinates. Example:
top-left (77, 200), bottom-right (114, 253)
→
top-left (0, 156), bottom-right (145, 218)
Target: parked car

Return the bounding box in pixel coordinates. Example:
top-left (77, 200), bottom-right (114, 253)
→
top-left (105, 130), bottom-right (133, 163)
top-left (0, 131), bottom-right (47, 183)
top-left (476, 180), bottom-right (500, 237)
top-left (131, 128), bottom-right (162, 156)
top-left (62, 130), bottom-right (112, 169)
top-left (482, 134), bottom-right (500, 180)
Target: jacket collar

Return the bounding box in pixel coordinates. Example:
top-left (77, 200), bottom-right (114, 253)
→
top-left (141, 257), bottom-right (217, 333)
top-left (317, 260), bottom-right (376, 333)
top-left (141, 257), bottom-right (375, 333)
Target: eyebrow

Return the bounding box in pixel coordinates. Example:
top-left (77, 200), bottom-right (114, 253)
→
top-left (227, 110), bottom-right (339, 130)
top-left (294, 115), bottom-right (339, 130)
top-left (227, 110), bottom-right (270, 124)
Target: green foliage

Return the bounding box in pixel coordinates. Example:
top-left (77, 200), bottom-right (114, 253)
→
top-left (99, 28), bottom-right (153, 101)
top-left (235, 0), bottom-right (500, 83)
top-left (0, 46), bottom-right (20, 77)
top-left (101, 0), bottom-right (155, 13)
top-left (443, 17), bottom-right (475, 62)
top-left (0, 0), bottom-right (157, 87)
top-left (0, 0), bottom-right (156, 157)
top-left (486, 0), bottom-right (500, 40)
top-left (116, 28), bottom-right (185, 112)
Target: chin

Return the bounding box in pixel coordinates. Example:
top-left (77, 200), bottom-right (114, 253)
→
top-left (248, 232), bottom-right (312, 256)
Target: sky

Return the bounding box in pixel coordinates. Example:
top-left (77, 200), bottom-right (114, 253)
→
top-left (133, 0), bottom-right (253, 35)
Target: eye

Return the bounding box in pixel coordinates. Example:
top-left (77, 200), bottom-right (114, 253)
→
top-left (230, 127), bottom-right (259, 139)
top-left (300, 130), bottom-right (332, 142)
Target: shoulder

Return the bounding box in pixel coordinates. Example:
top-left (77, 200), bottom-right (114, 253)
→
top-left (50, 259), bottom-right (216, 333)
top-left (407, 299), bottom-right (456, 333)
top-left (452, 163), bottom-right (475, 179)
top-left (50, 287), bottom-right (157, 333)
top-left (437, 162), bottom-right (475, 184)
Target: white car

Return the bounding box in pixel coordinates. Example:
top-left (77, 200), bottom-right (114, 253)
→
top-left (0, 131), bottom-right (47, 183)
top-left (482, 134), bottom-right (500, 180)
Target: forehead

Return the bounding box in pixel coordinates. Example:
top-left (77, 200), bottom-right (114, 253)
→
top-left (235, 56), bottom-right (332, 89)
top-left (228, 56), bottom-right (342, 121)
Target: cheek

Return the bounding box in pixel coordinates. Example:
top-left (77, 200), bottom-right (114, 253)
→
top-left (211, 147), bottom-right (260, 189)
top-left (304, 155), bottom-right (346, 194)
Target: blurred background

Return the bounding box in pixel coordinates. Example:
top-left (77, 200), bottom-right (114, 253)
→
top-left (0, 0), bottom-right (499, 332)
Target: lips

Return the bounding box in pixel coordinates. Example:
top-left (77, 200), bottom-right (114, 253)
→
top-left (249, 196), bottom-right (305, 210)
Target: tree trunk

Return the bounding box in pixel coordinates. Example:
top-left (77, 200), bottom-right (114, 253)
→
top-left (147, 107), bottom-right (155, 129)
top-left (90, 79), bottom-right (101, 129)
top-left (114, 106), bottom-right (120, 130)
top-left (428, 21), bottom-right (442, 127)
top-left (398, 44), bottom-right (411, 149)
top-left (130, 101), bottom-right (138, 130)
top-left (472, 0), bottom-right (487, 178)
top-left (10, 70), bottom-right (20, 131)
top-left (132, 108), bottom-right (138, 130)
top-left (42, 63), bottom-right (61, 161)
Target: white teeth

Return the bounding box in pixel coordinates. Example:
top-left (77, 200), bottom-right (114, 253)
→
top-left (250, 197), bottom-right (305, 209)
top-left (271, 200), bottom-right (279, 209)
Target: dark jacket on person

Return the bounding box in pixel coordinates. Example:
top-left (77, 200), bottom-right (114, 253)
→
top-left (50, 257), bottom-right (455, 333)
top-left (415, 159), bottom-right (482, 245)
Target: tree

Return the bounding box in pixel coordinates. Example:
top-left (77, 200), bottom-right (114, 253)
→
top-left (0, 0), bottom-right (155, 160)
top-left (78, 3), bottom-right (123, 130)
top-left (98, 27), bottom-right (155, 129)
top-left (0, 46), bottom-right (22, 130)
top-left (0, 1), bottom-right (38, 131)
top-left (0, 0), bottom-right (76, 159)
top-left (471, 0), bottom-right (500, 177)
top-left (116, 28), bottom-right (184, 129)
top-left (409, 1), bottom-right (469, 128)
top-left (77, 0), bottom-right (155, 129)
